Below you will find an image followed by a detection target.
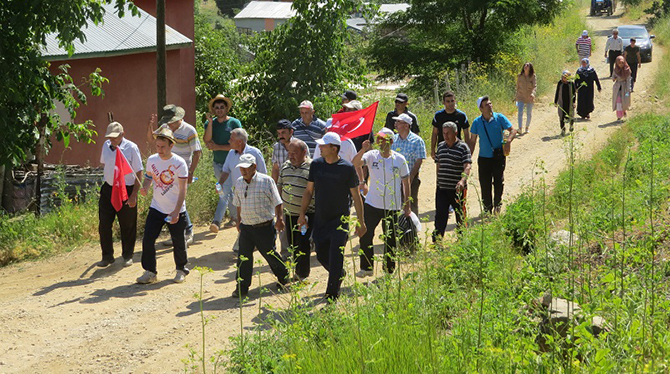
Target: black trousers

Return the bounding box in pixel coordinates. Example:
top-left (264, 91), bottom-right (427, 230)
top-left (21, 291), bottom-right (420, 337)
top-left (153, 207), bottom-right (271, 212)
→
top-left (478, 156), bottom-right (506, 214)
top-left (630, 63), bottom-right (638, 89)
top-left (142, 207), bottom-right (189, 275)
top-left (236, 222), bottom-right (288, 292)
top-left (285, 213), bottom-right (314, 279)
top-left (433, 187), bottom-right (466, 241)
top-left (99, 183), bottom-right (137, 262)
top-left (313, 218), bottom-right (349, 299)
top-left (559, 107), bottom-right (574, 130)
top-left (359, 203), bottom-right (399, 273)
top-left (608, 50), bottom-right (622, 76)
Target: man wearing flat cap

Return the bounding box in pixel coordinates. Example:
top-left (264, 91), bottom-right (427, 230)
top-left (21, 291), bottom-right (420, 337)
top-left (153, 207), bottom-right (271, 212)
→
top-left (96, 122), bottom-right (144, 268)
top-left (147, 104), bottom-right (201, 245)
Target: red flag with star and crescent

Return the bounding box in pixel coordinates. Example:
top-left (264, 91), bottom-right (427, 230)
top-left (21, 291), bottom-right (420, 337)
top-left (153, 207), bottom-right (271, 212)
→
top-left (329, 101), bottom-right (379, 140)
top-left (111, 149), bottom-right (134, 211)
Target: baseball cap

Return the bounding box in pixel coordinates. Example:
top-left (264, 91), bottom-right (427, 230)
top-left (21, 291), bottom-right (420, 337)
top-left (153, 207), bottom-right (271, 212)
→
top-left (105, 122), bottom-right (124, 138)
top-left (158, 104), bottom-right (185, 125)
top-left (376, 127), bottom-right (395, 139)
top-left (315, 132), bottom-right (341, 146)
top-left (153, 124), bottom-right (176, 144)
top-left (298, 100), bottom-right (314, 109)
top-left (582, 30), bottom-right (588, 36)
top-left (276, 119), bottom-right (293, 130)
top-left (342, 90), bottom-right (357, 101)
top-left (476, 96), bottom-right (487, 109)
top-left (391, 113), bottom-right (413, 125)
top-left (236, 154), bottom-right (257, 169)
top-left (343, 100), bottom-right (363, 110)
top-left (395, 93), bottom-right (409, 103)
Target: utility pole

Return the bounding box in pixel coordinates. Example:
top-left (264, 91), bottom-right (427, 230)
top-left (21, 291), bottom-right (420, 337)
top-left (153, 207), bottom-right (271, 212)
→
top-left (156, 0), bottom-right (167, 116)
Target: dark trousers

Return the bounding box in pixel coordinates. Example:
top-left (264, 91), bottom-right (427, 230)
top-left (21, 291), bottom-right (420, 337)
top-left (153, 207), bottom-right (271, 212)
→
top-left (478, 156), bottom-right (506, 214)
top-left (285, 213), bottom-right (314, 279)
top-left (142, 207), bottom-right (188, 275)
top-left (359, 203), bottom-right (399, 273)
top-left (99, 183), bottom-right (137, 262)
top-left (559, 107), bottom-right (574, 131)
top-left (313, 219), bottom-right (349, 299)
top-left (630, 63), bottom-right (638, 90)
top-left (433, 187), bottom-right (467, 242)
top-left (608, 50), bottom-right (622, 76)
top-left (236, 222), bottom-right (288, 292)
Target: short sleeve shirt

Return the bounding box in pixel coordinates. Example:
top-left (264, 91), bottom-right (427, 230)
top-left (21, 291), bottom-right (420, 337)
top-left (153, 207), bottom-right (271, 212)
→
top-left (470, 113), bottom-right (513, 159)
top-left (291, 117), bottom-right (327, 157)
top-left (625, 45), bottom-right (640, 66)
top-left (278, 159), bottom-right (315, 215)
top-left (169, 121), bottom-right (201, 169)
top-left (392, 132), bottom-right (426, 173)
top-left (362, 150), bottom-right (410, 211)
top-left (271, 140), bottom-right (291, 167)
top-left (146, 153), bottom-right (188, 214)
top-left (308, 158), bottom-right (359, 227)
top-left (436, 140), bottom-right (472, 190)
top-left (100, 138), bottom-right (143, 186)
top-left (432, 109), bottom-right (469, 143)
top-left (222, 144), bottom-right (268, 183)
top-left (384, 109), bottom-right (420, 134)
top-left (232, 172), bottom-right (282, 225)
top-left (204, 117), bottom-right (242, 164)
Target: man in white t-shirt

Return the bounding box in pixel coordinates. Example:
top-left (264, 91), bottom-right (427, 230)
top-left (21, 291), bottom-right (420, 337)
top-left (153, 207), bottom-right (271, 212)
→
top-left (137, 126), bottom-right (190, 284)
top-left (352, 128), bottom-right (411, 277)
top-left (97, 122), bottom-right (144, 268)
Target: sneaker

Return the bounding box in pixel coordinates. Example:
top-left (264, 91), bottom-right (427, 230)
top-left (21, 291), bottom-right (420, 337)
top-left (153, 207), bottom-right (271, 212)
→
top-left (186, 234), bottom-right (194, 246)
top-left (173, 270), bottom-right (186, 283)
top-left (96, 259), bottom-right (114, 268)
top-left (231, 287), bottom-right (248, 298)
top-left (136, 271), bottom-right (157, 284)
top-left (356, 269), bottom-right (373, 278)
top-left (524, 127), bottom-right (530, 134)
top-left (561, 128), bottom-right (566, 136)
top-left (209, 222), bottom-right (220, 233)
top-left (224, 219), bottom-right (237, 228)
top-left (123, 258), bottom-right (133, 267)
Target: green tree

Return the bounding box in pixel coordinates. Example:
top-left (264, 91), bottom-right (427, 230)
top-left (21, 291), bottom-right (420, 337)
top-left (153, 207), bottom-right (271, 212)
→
top-left (214, 0), bottom-right (246, 17)
top-left (367, 0), bottom-right (564, 83)
top-left (0, 0), bottom-right (137, 166)
top-left (236, 0), bottom-right (372, 130)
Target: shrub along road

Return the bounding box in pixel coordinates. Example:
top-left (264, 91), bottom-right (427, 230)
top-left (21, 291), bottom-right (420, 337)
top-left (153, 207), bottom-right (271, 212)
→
top-left (0, 8), bottom-right (665, 373)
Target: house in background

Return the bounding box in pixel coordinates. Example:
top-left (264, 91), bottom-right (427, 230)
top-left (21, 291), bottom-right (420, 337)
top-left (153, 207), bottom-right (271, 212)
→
top-left (233, 1), bottom-right (295, 33)
top-left (42, 0), bottom-right (195, 167)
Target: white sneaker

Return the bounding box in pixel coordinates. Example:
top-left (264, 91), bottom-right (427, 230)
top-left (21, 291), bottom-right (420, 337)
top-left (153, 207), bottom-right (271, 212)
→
top-left (173, 270), bottom-right (186, 283)
top-left (123, 258), bottom-right (133, 267)
top-left (136, 271), bottom-right (157, 284)
top-left (356, 269), bottom-right (373, 278)
top-left (525, 127), bottom-right (530, 134)
top-left (186, 234), bottom-right (194, 246)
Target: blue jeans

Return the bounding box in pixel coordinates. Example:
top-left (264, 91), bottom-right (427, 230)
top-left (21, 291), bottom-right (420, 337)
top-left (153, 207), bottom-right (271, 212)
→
top-left (516, 101), bottom-right (533, 130)
top-left (213, 162), bottom-right (237, 224)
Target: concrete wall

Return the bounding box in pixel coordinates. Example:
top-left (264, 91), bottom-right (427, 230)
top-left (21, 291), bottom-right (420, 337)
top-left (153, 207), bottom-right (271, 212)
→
top-left (234, 18), bottom-right (267, 33)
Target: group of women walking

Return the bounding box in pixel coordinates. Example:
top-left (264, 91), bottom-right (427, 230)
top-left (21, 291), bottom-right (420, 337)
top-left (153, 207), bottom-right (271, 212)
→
top-left (514, 55), bottom-right (635, 136)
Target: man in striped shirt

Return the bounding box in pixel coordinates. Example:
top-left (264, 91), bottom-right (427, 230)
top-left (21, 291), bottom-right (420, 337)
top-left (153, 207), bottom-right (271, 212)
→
top-left (291, 100), bottom-right (327, 157)
top-left (576, 30), bottom-right (592, 60)
top-left (433, 122), bottom-right (471, 242)
top-left (278, 139), bottom-right (315, 280)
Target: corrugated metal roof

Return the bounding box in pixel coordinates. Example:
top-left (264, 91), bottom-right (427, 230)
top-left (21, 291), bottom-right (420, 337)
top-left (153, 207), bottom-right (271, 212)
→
top-left (41, 3), bottom-right (192, 61)
top-left (379, 4), bottom-right (410, 13)
top-left (234, 1), bottom-right (296, 20)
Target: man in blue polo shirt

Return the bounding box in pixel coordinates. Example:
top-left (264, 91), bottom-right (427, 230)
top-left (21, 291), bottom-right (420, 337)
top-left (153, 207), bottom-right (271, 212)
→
top-left (469, 96), bottom-right (517, 215)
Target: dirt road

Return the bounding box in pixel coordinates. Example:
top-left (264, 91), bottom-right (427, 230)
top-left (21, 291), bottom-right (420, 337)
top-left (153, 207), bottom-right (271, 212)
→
top-left (0, 8), bottom-right (664, 374)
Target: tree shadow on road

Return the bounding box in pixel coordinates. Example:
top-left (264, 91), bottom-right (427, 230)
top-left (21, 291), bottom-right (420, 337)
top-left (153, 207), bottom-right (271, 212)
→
top-left (598, 120), bottom-right (622, 128)
top-left (34, 260), bottom-right (133, 296)
top-left (78, 279), bottom-right (174, 304)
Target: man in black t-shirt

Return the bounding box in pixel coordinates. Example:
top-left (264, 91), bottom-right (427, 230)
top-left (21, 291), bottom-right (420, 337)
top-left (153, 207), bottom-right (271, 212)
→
top-left (384, 93), bottom-right (420, 134)
top-left (298, 132), bottom-right (366, 301)
top-left (431, 91), bottom-right (471, 160)
top-left (623, 38), bottom-right (642, 92)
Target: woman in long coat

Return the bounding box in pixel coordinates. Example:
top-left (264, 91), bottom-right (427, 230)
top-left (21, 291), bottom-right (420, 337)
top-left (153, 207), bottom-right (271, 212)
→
top-left (575, 58), bottom-right (601, 119)
top-left (612, 55), bottom-right (632, 120)
top-left (554, 70), bottom-right (576, 136)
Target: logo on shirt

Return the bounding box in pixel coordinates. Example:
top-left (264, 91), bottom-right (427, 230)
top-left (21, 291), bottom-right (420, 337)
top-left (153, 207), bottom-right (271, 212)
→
top-left (152, 163), bottom-right (182, 196)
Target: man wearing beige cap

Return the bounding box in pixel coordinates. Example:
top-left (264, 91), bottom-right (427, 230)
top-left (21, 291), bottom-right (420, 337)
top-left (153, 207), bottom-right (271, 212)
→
top-left (137, 126), bottom-right (190, 284)
top-left (147, 104), bottom-right (201, 245)
top-left (230, 154), bottom-right (289, 298)
top-left (97, 122), bottom-right (144, 268)
top-left (291, 100), bottom-right (327, 157)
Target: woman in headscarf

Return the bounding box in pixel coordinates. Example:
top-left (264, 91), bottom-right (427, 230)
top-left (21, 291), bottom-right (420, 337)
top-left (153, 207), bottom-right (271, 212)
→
top-left (612, 55), bottom-right (632, 120)
top-left (515, 62), bottom-right (536, 134)
top-left (575, 58), bottom-right (602, 119)
top-left (554, 70), bottom-right (576, 136)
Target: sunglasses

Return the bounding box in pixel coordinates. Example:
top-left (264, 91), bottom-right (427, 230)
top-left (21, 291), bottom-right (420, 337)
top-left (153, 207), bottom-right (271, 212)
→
top-left (213, 106), bottom-right (226, 110)
top-left (244, 184), bottom-right (249, 198)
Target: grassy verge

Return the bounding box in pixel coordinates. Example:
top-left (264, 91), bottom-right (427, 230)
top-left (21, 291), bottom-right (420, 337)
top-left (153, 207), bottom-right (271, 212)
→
top-left (215, 113), bottom-right (670, 373)
top-left (651, 14), bottom-right (670, 98)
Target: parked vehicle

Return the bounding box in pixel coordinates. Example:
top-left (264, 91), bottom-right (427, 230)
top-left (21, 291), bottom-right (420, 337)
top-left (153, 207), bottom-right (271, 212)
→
top-left (590, 0), bottom-right (615, 16)
top-left (618, 25), bottom-right (655, 62)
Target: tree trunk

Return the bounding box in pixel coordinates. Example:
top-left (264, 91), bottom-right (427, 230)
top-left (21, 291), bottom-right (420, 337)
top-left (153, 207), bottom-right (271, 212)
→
top-left (35, 113), bottom-right (48, 216)
top-left (156, 0), bottom-right (167, 115)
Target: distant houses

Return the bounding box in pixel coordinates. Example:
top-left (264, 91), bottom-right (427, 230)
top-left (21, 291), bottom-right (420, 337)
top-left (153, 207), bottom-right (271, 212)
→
top-left (233, 1), bottom-right (409, 33)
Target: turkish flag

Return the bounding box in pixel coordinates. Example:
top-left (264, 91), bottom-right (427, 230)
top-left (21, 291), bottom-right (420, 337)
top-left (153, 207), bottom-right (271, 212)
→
top-left (111, 149), bottom-right (134, 211)
top-left (329, 101), bottom-right (379, 140)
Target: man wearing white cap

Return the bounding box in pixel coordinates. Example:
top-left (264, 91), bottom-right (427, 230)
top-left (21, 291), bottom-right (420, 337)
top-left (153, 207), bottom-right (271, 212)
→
top-left (137, 126), bottom-right (190, 284)
top-left (97, 122), bottom-right (144, 268)
top-left (353, 128), bottom-right (410, 277)
top-left (469, 96), bottom-right (517, 215)
top-left (231, 154), bottom-right (289, 298)
top-left (392, 113), bottom-right (426, 214)
top-left (298, 132), bottom-right (366, 301)
top-left (576, 30), bottom-right (592, 61)
top-left (291, 100), bottom-right (327, 157)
